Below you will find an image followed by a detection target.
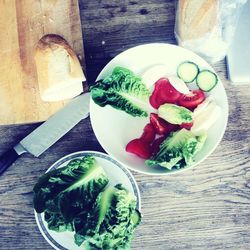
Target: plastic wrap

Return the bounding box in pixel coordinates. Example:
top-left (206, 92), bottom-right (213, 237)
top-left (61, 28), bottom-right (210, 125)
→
top-left (175, 0), bottom-right (247, 63)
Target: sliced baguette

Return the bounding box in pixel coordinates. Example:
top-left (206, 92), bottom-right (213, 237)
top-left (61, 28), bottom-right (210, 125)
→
top-left (34, 34), bottom-right (85, 102)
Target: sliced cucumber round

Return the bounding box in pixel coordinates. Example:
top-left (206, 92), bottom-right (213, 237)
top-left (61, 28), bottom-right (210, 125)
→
top-left (177, 61), bottom-right (199, 83)
top-left (196, 70), bottom-right (218, 92)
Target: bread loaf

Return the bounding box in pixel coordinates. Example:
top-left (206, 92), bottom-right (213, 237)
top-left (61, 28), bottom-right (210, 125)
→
top-left (177, 0), bottom-right (219, 41)
top-left (34, 34), bottom-right (86, 102)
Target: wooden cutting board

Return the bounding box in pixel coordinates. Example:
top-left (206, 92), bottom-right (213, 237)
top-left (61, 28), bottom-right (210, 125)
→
top-left (0, 0), bottom-right (85, 125)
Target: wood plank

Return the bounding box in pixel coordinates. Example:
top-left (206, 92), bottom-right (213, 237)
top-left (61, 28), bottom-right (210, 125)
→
top-left (0, 0), bottom-right (85, 125)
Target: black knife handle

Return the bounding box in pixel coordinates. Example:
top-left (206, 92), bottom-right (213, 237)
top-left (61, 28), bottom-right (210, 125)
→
top-left (0, 148), bottom-right (20, 175)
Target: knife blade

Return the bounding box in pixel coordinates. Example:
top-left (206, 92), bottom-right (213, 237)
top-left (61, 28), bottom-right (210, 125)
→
top-left (0, 92), bottom-right (90, 175)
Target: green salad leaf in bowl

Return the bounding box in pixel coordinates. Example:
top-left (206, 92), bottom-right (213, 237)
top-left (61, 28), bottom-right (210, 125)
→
top-left (91, 66), bottom-right (150, 117)
top-left (33, 155), bottom-right (141, 249)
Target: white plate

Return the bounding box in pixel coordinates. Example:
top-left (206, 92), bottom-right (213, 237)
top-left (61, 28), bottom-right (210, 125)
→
top-left (34, 151), bottom-right (141, 250)
top-left (90, 43), bottom-right (229, 175)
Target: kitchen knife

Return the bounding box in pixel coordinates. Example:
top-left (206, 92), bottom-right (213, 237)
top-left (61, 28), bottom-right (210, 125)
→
top-left (0, 92), bottom-right (90, 175)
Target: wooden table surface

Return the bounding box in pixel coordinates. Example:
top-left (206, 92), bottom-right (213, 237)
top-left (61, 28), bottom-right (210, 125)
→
top-left (1, 1), bottom-right (249, 249)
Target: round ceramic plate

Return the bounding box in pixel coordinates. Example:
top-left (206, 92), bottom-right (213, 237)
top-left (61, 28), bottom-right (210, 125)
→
top-left (34, 151), bottom-right (141, 250)
top-left (90, 43), bottom-right (229, 175)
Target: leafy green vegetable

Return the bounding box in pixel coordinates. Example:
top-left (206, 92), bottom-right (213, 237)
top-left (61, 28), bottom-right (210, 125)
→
top-left (33, 156), bottom-right (141, 249)
top-left (91, 66), bottom-right (150, 117)
top-left (74, 184), bottom-right (141, 250)
top-left (146, 129), bottom-right (207, 170)
top-left (182, 132), bottom-right (207, 165)
top-left (44, 211), bottom-right (73, 232)
top-left (158, 103), bottom-right (193, 124)
top-left (33, 156), bottom-right (109, 231)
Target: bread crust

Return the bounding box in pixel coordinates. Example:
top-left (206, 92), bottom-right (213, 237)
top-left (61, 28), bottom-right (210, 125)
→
top-left (34, 34), bottom-right (85, 101)
top-left (177, 0), bottom-right (218, 41)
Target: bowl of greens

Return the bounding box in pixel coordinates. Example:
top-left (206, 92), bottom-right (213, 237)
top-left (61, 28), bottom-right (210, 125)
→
top-left (89, 43), bottom-right (228, 175)
top-left (34, 151), bottom-right (141, 250)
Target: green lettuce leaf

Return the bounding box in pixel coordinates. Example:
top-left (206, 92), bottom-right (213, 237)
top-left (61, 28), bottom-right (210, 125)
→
top-left (182, 132), bottom-right (207, 165)
top-left (91, 66), bottom-right (150, 117)
top-left (44, 211), bottom-right (73, 232)
top-left (146, 129), bottom-right (207, 170)
top-left (33, 156), bottom-right (141, 249)
top-left (33, 156), bottom-right (109, 229)
top-left (158, 103), bottom-right (193, 124)
top-left (74, 184), bottom-right (141, 249)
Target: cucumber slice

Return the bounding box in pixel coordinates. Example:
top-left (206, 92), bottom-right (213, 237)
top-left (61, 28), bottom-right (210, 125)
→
top-left (196, 70), bottom-right (218, 92)
top-left (177, 61), bottom-right (199, 83)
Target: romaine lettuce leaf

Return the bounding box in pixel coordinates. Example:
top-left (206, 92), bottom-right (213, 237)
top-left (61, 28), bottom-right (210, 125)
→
top-left (33, 156), bottom-right (109, 227)
top-left (158, 103), bottom-right (193, 124)
top-left (33, 156), bottom-right (141, 249)
top-left (44, 210), bottom-right (73, 232)
top-left (74, 184), bottom-right (141, 249)
top-left (91, 66), bottom-right (150, 117)
top-left (182, 132), bottom-right (207, 165)
top-left (146, 129), bottom-right (207, 170)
